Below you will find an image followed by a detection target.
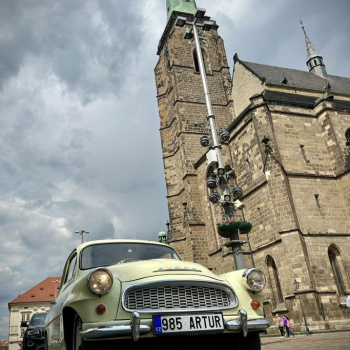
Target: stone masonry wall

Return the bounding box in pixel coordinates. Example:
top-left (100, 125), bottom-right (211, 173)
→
top-left (155, 15), bottom-right (350, 333)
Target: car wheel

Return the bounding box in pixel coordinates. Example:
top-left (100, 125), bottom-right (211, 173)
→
top-left (72, 315), bottom-right (84, 350)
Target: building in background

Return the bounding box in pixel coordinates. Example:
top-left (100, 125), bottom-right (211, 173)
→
top-left (7, 277), bottom-right (61, 350)
top-left (155, 0), bottom-right (350, 333)
top-left (0, 341), bottom-right (9, 350)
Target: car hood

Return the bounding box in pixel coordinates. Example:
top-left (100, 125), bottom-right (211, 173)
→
top-left (107, 259), bottom-right (223, 283)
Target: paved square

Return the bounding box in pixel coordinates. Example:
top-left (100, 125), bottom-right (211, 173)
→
top-left (261, 332), bottom-right (350, 350)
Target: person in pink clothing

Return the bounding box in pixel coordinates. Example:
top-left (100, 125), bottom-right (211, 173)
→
top-left (284, 315), bottom-right (294, 337)
top-left (276, 314), bottom-right (285, 337)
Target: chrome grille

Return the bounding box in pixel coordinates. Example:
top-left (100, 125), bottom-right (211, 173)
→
top-left (123, 281), bottom-right (236, 313)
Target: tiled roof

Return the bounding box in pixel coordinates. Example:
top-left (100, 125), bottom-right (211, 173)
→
top-left (237, 58), bottom-right (350, 96)
top-left (8, 277), bottom-right (61, 304)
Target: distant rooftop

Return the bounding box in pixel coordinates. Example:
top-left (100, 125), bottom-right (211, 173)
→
top-left (8, 277), bottom-right (61, 305)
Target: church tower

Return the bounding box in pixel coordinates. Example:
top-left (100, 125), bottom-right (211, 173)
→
top-left (155, 1), bottom-right (235, 268)
top-left (155, 2), bottom-right (350, 333)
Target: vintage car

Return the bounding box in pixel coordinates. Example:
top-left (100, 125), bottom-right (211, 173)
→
top-left (44, 239), bottom-right (270, 350)
top-left (22, 312), bottom-right (47, 350)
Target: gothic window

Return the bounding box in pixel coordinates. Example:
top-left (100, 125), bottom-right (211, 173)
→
top-left (246, 159), bottom-right (252, 179)
top-left (328, 245), bottom-right (347, 295)
top-left (266, 256), bottom-right (284, 307)
top-left (193, 49), bottom-right (207, 73)
top-left (193, 50), bottom-right (200, 72)
top-left (345, 128), bottom-right (350, 146)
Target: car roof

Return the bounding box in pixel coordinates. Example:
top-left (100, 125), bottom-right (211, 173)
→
top-left (77, 239), bottom-right (168, 250)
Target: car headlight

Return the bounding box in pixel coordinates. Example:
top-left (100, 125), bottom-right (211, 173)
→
top-left (27, 329), bottom-right (40, 336)
top-left (88, 268), bottom-right (113, 295)
top-left (242, 268), bottom-right (266, 292)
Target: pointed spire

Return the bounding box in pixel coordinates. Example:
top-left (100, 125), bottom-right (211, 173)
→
top-left (300, 20), bottom-right (328, 79)
top-left (166, 0), bottom-right (197, 22)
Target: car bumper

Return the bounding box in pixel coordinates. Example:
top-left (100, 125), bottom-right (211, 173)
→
top-left (81, 311), bottom-right (270, 342)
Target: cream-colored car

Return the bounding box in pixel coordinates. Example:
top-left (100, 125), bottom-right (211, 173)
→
top-left (44, 239), bottom-right (269, 350)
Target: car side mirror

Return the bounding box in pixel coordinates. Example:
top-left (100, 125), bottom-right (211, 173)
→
top-left (21, 321), bottom-right (28, 327)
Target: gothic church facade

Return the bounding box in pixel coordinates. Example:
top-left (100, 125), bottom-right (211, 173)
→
top-left (155, 0), bottom-right (350, 332)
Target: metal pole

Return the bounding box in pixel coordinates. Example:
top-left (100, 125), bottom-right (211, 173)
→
top-left (192, 23), bottom-right (224, 170)
top-left (299, 295), bottom-right (311, 335)
top-left (192, 23), bottom-right (245, 270)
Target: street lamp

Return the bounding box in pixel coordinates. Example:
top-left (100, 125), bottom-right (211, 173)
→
top-left (175, 9), bottom-right (246, 270)
top-left (51, 280), bottom-right (60, 300)
top-left (293, 279), bottom-right (311, 335)
top-left (75, 229), bottom-right (89, 244)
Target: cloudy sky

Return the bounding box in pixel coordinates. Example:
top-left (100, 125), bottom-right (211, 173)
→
top-left (0, 0), bottom-right (349, 340)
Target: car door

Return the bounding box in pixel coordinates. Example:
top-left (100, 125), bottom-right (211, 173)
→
top-left (46, 250), bottom-right (77, 350)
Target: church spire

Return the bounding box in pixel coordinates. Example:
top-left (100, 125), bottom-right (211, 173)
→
top-left (300, 20), bottom-right (328, 79)
top-left (166, 0), bottom-right (197, 22)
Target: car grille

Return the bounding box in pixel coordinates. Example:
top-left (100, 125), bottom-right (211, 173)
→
top-left (123, 281), bottom-right (237, 313)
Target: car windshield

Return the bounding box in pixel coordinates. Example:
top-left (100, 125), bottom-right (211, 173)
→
top-left (29, 313), bottom-right (47, 327)
top-left (81, 242), bottom-right (182, 269)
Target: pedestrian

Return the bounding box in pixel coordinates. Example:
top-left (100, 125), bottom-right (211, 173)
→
top-left (276, 314), bottom-right (285, 337)
top-left (346, 291), bottom-right (350, 311)
top-left (284, 316), bottom-right (294, 337)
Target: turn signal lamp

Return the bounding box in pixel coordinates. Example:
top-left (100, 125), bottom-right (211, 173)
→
top-left (96, 304), bottom-right (106, 314)
top-left (251, 300), bottom-right (261, 310)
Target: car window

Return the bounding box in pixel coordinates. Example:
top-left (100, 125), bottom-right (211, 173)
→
top-left (29, 313), bottom-right (47, 327)
top-left (66, 255), bottom-right (77, 282)
top-left (81, 243), bottom-right (181, 269)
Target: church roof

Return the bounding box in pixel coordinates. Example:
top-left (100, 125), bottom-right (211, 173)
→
top-left (236, 57), bottom-right (350, 96)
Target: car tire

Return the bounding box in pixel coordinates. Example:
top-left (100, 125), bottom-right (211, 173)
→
top-left (72, 314), bottom-right (85, 350)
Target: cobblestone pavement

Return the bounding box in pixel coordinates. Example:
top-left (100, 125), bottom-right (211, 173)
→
top-left (261, 331), bottom-right (350, 350)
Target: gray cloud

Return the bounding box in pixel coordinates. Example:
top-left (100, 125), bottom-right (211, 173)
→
top-left (0, 0), bottom-right (144, 100)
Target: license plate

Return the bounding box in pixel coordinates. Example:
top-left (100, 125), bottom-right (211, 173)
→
top-left (153, 314), bottom-right (224, 334)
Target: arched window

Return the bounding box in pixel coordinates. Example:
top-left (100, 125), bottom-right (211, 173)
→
top-left (193, 50), bottom-right (200, 72)
top-left (193, 49), bottom-right (207, 73)
top-left (345, 128), bottom-right (350, 146)
top-left (266, 256), bottom-right (284, 307)
top-left (328, 245), bottom-right (347, 295)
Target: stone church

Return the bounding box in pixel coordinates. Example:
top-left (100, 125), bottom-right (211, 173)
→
top-left (155, 0), bottom-right (350, 332)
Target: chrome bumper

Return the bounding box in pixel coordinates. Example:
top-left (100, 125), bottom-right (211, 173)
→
top-left (225, 310), bottom-right (271, 336)
top-left (81, 312), bottom-right (151, 341)
top-left (81, 310), bottom-right (270, 342)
